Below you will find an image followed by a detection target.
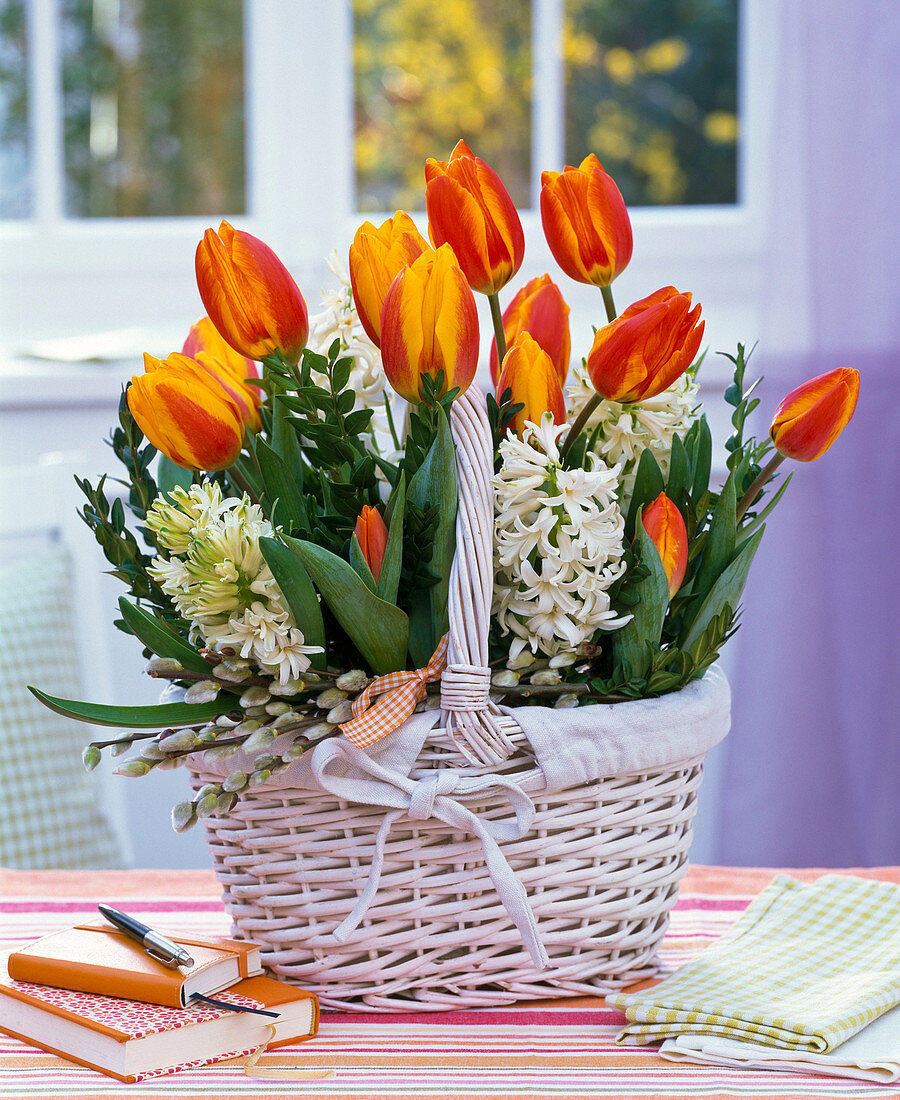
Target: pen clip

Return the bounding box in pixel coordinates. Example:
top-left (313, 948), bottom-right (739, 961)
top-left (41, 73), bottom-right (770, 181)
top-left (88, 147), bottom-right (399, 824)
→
top-left (144, 944), bottom-right (182, 969)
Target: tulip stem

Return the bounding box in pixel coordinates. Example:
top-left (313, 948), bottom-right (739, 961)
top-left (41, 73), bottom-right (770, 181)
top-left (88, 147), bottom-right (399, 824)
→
top-left (488, 292), bottom-right (507, 369)
top-left (383, 395), bottom-right (401, 451)
top-left (735, 453), bottom-right (785, 522)
top-left (229, 463), bottom-right (261, 507)
top-left (601, 284), bottom-right (617, 324)
top-left (559, 392), bottom-right (602, 463)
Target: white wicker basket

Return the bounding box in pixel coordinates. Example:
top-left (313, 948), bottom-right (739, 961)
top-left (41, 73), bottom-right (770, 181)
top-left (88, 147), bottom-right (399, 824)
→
top-left (188, 387), bottom-right (730, 1011)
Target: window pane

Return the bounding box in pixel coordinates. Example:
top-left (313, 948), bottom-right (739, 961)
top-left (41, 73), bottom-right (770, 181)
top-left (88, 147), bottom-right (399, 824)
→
top-left (565, 0), bottom-right (739, 206)
top-left (0, 0), bottom-right (29, 218)
top-left (60, 0), bottom-right (245, 218)
top-left (354, 0), bottom-right (532, 212)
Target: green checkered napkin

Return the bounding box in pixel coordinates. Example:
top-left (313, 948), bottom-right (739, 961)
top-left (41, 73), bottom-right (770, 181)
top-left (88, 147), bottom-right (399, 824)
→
top-left (609, 874), bottom-right (900, 1053)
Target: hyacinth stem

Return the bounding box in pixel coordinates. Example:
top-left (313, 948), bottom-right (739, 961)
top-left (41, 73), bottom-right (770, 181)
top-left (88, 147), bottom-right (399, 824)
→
top-left (488, 291), bottom-right (507, 368)
top-left (736, 453), bottom-right (785, 522)
top-left (601, 283), bottom-right (617, 324)
top-left (559, 392), bottom-right (601, 462)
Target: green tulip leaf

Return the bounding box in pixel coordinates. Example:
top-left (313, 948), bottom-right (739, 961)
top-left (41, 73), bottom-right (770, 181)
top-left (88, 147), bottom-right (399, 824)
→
top-left (271, 395), bottom-right (302, 489)
top-left (680, 526), bottom-right (765, 650)
top-left (684, 414), bottom-right (713, 501)
top-left (27, 688), bottom-right (225, 728)
top-left (611, 521), bottom-right (670, 675)
top-left (283, 536), bottom-right (409, 674)
top-left (117, 598), bottom-right (210, 674)
top-left (666, 434), bottom-right (691, 511)
top-left (625, 447), bottom-right (665, 542)
top-left (255, 437), bottom-right (306, 531)
top-left (375, 473), bottom-right (406, 606)
top-left (349, 533), bottom-right (377, 592)
top-left (259, 536), bottom-right (326, 668)
top-left (692, 466), bottom-right (737, 597)
top-left (407, 409), bottom-right (457, 667)
top-left (156, 455), bottom-right (194, 496)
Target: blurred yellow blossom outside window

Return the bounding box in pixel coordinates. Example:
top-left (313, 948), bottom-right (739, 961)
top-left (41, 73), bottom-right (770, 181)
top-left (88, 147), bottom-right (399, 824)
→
top-left (59, 0), bottom-right (246, 217)
top-left (353, 0), bottom-right (532, 211)
top-left (565, 0), bottom-right (739, 205)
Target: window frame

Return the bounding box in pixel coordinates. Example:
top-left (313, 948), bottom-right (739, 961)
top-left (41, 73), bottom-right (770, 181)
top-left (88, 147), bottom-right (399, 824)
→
top-left (1, 0), bottom-right (775, 374)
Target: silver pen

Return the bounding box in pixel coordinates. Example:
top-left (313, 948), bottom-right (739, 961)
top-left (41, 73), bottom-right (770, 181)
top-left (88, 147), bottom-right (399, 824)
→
top-left (99, 904), bottom-right (194, 969)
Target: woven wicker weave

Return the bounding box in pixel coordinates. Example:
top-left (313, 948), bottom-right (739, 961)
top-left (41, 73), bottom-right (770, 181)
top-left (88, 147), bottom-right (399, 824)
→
top-left (189, 386), bottom-right (729, 1010)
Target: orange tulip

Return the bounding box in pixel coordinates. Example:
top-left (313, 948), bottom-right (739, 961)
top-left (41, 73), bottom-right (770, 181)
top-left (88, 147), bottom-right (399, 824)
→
top-left (586, 287), bottom-right (704, 403)
top-left (380, 244), bottom-right (479, 403)
top-left (540, 155), bottom-right (633, 287)
top-left (497, 333), bottom-right (566, 437)
top-left (354, 505), bottom-right (389, 583)
top-left (489, 274), bottom-right (571, 386)
top-left (769, 367), bottom-right (860, 462)
top-left (195, 220), bottom-right (309, 364)
top-left (128, 353), bottom-right (246, 471)
top-left (182, 316), bottom-right (262, 431)
top-left (425, 139), bottom-right (525, 295)
top-left (641, 492), bottom-right (688, 597)
top-left (349, 212), bottom-right (430, 347)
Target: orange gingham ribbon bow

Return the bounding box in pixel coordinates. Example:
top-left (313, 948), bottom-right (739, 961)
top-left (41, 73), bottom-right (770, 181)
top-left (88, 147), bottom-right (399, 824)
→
top-left (340, 633), bottom-right (449, 749)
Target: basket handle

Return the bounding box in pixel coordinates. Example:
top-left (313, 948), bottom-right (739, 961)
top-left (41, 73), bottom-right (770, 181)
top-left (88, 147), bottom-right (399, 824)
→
top-left (441, 387), bottom-right (520, 764)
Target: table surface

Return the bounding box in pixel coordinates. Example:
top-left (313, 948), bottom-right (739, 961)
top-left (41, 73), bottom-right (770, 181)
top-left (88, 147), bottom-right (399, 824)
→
top-left (1, 864), bottom-right (898, 1100)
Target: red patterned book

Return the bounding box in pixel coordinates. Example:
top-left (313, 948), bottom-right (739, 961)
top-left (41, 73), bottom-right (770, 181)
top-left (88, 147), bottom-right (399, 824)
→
top-left (0, 951), bottom-right (319, 1083)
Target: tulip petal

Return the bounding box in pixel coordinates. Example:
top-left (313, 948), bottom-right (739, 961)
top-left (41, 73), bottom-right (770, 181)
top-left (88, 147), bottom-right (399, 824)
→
top-left (770, 367), bottom-right (860, 461)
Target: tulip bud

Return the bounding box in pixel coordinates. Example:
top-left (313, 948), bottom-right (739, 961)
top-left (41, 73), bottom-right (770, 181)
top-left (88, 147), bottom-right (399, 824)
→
top-left (195, 220), bottom-right (309, 364)
top-left (587, 286), bottom-right (705, 403)
top-left (540, 155), bottom-right (633, 287)
top-left (641, 492), bottom-right (688, 597)
top-left (128, 352), bottom-right (247, 471)
top-left (769, 367), bottom-right (860, 462)
top-left (349, 211), bottom-right (430, 347)
top-left (182, 316), bottom-right (262, 431)
top-left (489, 274), bottom-right (571, 385)
top-left (380, 244), bottom-right (479, 402)
top-left (497, 332), bottom-right (566, 437)
top-left (425, 139), bottom-right (525, 295)
top-left (354, 505), bottom-right (389, 582)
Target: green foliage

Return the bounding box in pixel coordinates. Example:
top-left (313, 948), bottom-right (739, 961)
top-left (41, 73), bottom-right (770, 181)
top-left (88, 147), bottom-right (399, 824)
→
top-left (406, 408), bottom-right (458, 666)
top-left (284, 536), bottom-right (409, 675)
top-left (117, 598), bottom-right (210, 674)
top-left (27, 688), bottom-right (225, 729)
top-left (258, 537), bottom-right (326, 668)
top-left (610, 519), bottom-right (670, 676)
top-left (487, 386), bottom-right (525, 463)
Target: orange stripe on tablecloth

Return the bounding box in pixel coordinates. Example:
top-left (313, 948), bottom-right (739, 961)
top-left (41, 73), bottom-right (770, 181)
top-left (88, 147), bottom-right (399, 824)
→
top-left (0, 867), bottom-right (221, 899)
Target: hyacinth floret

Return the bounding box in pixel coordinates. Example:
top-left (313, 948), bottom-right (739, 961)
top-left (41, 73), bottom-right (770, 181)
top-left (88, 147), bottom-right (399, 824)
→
top-left (492, 415), bottom-right (631, 661)
top-left (567, 359), bottom-right (699, 504)
top-left (147, 482), bottom-right (321, 683)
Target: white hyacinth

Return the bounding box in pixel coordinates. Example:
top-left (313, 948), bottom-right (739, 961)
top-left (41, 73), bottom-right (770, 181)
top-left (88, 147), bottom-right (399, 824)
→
top-left (566, 360), bottom-right (700, 505)
top-left (147, 483), bottom-right (321, 683)
top-left (306, 252), bottom-right (396, 455)
top-left (492, 415), bottom-right (631, 662)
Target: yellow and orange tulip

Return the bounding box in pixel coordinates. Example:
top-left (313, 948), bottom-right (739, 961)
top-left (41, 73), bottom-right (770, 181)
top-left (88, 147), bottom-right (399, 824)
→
top-left (349, 212), bottom-right (430, 347)
top-left (195, 220), bottom-right (309, 365)
top-left (641, 492), bottom-right (688, 597)
top-left (425, 139), bottom-right (525, 296)
top-left (354, 505), bottom-right (389, 583)
top-left (587, 287), bottom-right (704, 403)
top-left (489, 274), bottom-right (571, 386)
top-left (128, 352), bottom-right (247, 471)
top-left (497, 332), bottom-right (566, 437)
top-left (540, 155), bottom-right (633, 287)
top-left (380, 244), bottom-right (479, 403)
top-left (769, 367), bottom-right (860, 462)
top-left (182, 316), bottom-right (262, 431)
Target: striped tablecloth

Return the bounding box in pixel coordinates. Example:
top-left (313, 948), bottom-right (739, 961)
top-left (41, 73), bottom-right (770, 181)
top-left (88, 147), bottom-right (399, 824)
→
top-left (1, 865), bottom-right (898, 1100)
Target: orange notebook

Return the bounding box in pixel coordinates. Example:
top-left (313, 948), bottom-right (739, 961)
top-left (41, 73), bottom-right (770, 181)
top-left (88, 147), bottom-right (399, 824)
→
top-left (7, 921), bottom-right (263, 1007)
top-left (0, 950), bottom-right (319, 1083)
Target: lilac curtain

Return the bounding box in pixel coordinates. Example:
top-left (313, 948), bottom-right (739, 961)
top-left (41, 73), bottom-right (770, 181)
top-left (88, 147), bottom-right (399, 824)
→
top-left (709, 1), bottom-right (900, 865)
